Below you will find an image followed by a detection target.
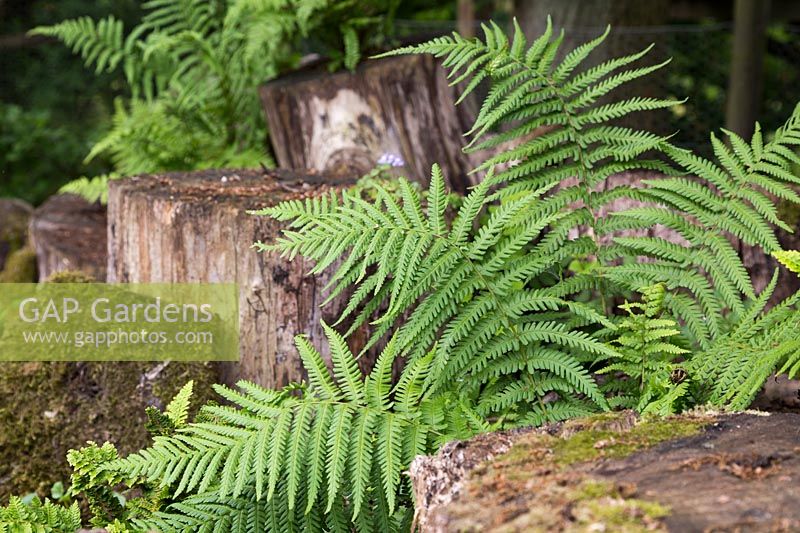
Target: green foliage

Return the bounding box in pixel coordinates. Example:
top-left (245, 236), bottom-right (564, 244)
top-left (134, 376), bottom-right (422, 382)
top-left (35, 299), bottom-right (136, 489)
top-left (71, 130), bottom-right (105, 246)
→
top-left (59, 328), bottom-right (473, 532)
top-left (384, 19), bottom-right (800, 351)
top-left (0, 103), bottom-right (102, 205)
top-left (31, 0), bottom-right (411, 201)
top-left (690, 271), bottom-right (800, 410)
top-left (32, 0), bottom-right (280, 194)
top-left (0, 496), bottom-right (81, 533)
top-left (774, 249), bottom-right (800, 273)
top-left (257, 164), bottom-right (617, 426)
top-left (599, 284), bottom-right (690, 415)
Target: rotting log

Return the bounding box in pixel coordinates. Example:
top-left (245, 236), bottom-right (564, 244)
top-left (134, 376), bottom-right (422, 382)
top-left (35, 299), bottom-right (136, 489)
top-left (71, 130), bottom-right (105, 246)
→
top-left (0, 198), bottom-right (33, 270)
top-left (29, 194), bottom-right (107, 281)
top-left (259, 54), bottom-right (486, 194)
top-left (410, 411), bottom-right (800, 532)
top-left (107, 168), bottom-right (363, 388)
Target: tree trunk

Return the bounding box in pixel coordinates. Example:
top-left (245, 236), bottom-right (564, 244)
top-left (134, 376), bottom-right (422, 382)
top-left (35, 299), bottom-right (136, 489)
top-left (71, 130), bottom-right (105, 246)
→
top-left (29, 194), bottom-right (107, 281)
top-left (259, 55), bottom-right (484, 194)
top-left (725, 0), bottom-right (771, 140)
top-left (107, 169), bottom-right (364, 389)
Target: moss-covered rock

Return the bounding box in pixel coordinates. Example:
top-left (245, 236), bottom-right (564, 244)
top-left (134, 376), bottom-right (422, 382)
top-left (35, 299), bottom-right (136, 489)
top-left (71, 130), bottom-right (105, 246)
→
top-left (0, 199), bottom-right (33, 272)
top-left (0, 361), bottom-right (219, 500)
top-left (0, 247), bottom-right (36, 282)
top-left (0, 273), bottom-right (222, 500)
top-left (411, 411), bottom-right (714, 532)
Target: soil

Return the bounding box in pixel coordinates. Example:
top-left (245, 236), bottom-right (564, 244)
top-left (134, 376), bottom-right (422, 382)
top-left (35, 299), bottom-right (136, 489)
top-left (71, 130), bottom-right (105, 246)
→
top-left (411, 411), bottom-right (800, 532)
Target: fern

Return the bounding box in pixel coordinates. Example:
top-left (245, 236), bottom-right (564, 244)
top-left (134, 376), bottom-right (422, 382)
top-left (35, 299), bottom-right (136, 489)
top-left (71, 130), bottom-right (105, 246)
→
top-left (380, 19), bottom-right (800, 352)
top-left (71, 328), bottom-right (459, 531)
top-left (0, 496), bottom-right (81, 533)
top-left (598, 284), bottom-right (690, 414)
top-left (257, 163), bottom-right (617, 422)
top-left (775, 249), bottom-right (800, 273)
top-left (689, 268), bottom-right (800, 410)
top-left (33, 0), bottom-right (404, 201)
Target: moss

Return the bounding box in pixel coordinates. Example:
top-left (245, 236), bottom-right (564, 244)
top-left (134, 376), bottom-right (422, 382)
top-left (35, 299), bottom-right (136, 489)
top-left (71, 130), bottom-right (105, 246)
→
top-left (0, 247), bottom-right (36, 282)
top-left (0, 200), bottom-right (32, 259)
top-left (45, 270), bottom-right (97, 283)
top-left (0, 361), bottom-right (219, 501)
top-left (446, 412), bottom-right (706, 531)
top-left (552, 415), bottom-right (708, 466)
top-left (569, 480), bottom-right (670, 532)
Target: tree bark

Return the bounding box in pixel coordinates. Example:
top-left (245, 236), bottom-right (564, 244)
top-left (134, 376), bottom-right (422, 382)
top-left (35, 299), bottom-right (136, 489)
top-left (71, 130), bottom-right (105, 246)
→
top-left (28, 194), bottom-right (107, 281)
top-left (260, 55), bottom-right (484, 194)
top-left (107, 169), bottom-right (363, 388)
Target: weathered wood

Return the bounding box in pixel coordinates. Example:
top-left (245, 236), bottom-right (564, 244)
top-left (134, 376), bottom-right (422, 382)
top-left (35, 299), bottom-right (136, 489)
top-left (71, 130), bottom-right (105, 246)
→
top-left (107, 169), bottom-right (361, 388)
top-left (259, 54), bottom-right (484, 194)
top-left (0, 198), bottom-right (33, 270)
top-left (29, 194), bottom-right (107, 281)
top-left (411, 411), bottom-right (800, 532)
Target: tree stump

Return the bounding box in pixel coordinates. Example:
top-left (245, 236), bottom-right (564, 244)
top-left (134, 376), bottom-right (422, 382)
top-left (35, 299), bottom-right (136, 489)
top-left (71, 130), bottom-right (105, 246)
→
top-left (29, 194), bottom-right (107, 281)
top-left (259, 55), bottom-right (484, 194)
top-left (107, 169), bottom-right (359, 388)
top-left (0, 198), bottom-right (33, 263)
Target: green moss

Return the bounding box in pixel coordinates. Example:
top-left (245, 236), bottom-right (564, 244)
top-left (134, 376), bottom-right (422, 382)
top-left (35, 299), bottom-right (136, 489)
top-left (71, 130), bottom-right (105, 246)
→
top-left (0, 263), bottom-right (224, 501)
top-left (0, 361), bottom-right (219, 501)
top-left (0, 201), bottom-right (31, 258)
top-left (45, 270), bottom-right (97, 283)
top-left (0, 247), bottom-right (36, 282)
top-left (569, 480), bottom-right (670, 532)
top-left (553, 415), bottom-right (708, 466)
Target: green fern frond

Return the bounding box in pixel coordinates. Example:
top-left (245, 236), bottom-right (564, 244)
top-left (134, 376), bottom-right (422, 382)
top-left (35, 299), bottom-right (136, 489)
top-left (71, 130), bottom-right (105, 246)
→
top-left (104, 326), bottom-right (459, 528)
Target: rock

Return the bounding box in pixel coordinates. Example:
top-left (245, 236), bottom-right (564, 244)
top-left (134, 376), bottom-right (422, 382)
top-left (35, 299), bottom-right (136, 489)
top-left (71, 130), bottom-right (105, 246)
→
top-left (410, 411), bottom-right (800, 532)
top-left (0, 198), bottom-right (33, 271)
top-left (0, 360), bottom-right (218, 500)
top-left (0, 246), bottom-right (36, 282)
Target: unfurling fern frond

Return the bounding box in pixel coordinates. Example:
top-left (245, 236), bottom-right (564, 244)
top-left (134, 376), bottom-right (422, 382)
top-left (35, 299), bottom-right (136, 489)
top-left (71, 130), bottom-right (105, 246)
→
top-left (257, 163), bottom-right (617, 420)
top-left (102, 326), bottom-right (453, 530)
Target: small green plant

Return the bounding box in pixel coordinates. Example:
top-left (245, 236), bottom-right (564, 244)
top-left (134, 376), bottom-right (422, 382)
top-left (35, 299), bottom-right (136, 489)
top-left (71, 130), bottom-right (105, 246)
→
top-left (0, 496), bottom-right (81, 533)
top-left (599, 284), bottom-right (691, 415)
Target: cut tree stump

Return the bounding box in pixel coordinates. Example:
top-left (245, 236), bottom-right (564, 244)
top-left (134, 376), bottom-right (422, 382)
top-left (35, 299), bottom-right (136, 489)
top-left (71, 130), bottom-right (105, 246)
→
top-left (29, 194), bottom-right (107, 281)
top-left (410, 411), bottom-right (800, 532)
top-left (107, 169), bottom-right (361, 388)
top-left (260, 55), bottom-right (484, 194)
top-left (0, 198), bottom-right (33, 271)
